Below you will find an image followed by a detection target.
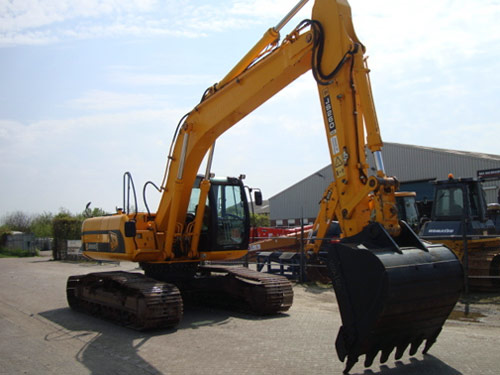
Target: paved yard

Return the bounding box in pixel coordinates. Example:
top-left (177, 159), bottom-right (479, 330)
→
top-left (0, 253), bottom-right (499, 375)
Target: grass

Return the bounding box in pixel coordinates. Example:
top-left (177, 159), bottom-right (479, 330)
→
top-left (0, 247), bottom-right (39, 258)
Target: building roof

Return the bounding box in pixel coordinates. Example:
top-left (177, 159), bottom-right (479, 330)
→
top-left (268, 142), bottom-right (500, 220)
top-left (270, 142), bottom-right (500, 200)
top-left (387, 142), bottom-right (500, 161)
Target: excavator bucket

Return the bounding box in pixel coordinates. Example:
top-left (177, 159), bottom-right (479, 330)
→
top-left (324, 222), bottom-right (463, 373)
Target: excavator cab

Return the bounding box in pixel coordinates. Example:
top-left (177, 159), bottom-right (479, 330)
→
top-left (419, 177), bottom-right (499, 291)
top-left (421, 177), bottom-right (496, 236)
top-left (187, 176), bottom-right (251, 252)
top-left (395, 192), bottom-right (420, 232)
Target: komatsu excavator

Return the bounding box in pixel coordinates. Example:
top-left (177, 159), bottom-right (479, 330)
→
top-left (420, 175), bottom-right (500, 291)
top-left (67, 0), bottom-right (463, 372)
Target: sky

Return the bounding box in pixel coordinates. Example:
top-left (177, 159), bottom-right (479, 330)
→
top-left (1, 0), bottom-right (499, 216)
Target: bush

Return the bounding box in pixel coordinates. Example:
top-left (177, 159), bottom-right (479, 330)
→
top-left (52, 213), bottom-right (83, 260)
top-left (53, 215), bottom-right (82, 240)
top-left (0, 247), bottom-right (39, 258)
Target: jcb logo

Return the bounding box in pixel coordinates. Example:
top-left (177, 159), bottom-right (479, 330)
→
top-left (109, 231), bottom-right (119, 252)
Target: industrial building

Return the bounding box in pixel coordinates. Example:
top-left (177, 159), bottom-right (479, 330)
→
top-left (269, 142), bottom-right (500, 226)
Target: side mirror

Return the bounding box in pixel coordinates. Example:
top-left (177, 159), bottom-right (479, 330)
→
top-left (254, 191), bottom-right (263, 206)
top-left (124, 221), bottom-right (136, 237)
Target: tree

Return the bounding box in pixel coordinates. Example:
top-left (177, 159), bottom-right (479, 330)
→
top-left (1, 211), bottom-right (32, 232)
top-left (82, 207), bottom-right (108, 219)
top-left (30, 212), bottom-right (54, 237)
top-left (0, 225), bottom-right (11, 247)
top-left (251, 213), bottom-right (270, 227)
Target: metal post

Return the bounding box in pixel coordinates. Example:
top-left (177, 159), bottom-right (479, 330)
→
top-left (462, 216), bottom-right (469, 295)
top-left (299, 209), bottom-right (306, 283)
top-left (245, 185), bottom-right (255, 269)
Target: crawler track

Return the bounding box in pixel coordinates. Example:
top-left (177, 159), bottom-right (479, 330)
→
top-left (423, 237), bottom-right (500, 292)
top-left (180, 265), bottom-right (294, 314)
top-left (468, 249), bottom-right (500, 291)
top-left (66, 271), bottom-right (183, 330)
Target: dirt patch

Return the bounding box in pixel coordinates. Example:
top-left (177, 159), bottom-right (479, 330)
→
top-left (449, 292), bottom-right (500, 326)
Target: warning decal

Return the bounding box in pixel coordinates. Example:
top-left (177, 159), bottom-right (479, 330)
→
top-left (335, 165), bottom-right (345, 179)
top-left (330, 135), bottom-right (340, 155)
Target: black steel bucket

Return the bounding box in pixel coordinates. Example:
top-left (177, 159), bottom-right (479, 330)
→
top-left (324, 222), bottom-right (463, 373)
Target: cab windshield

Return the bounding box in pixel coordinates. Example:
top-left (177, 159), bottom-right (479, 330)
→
top-left (434, 187), bottom-right (464, 218)
top-left (213, 183), bottom-right (246, 247)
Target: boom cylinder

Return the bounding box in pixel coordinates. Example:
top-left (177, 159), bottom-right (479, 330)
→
top-left (177, 132), bottom-right (190, 180)
top-left (373, 151), bottom-right (385, 175)
top-left (217, 0), bottom-right (309, 90)
top-left (274, 0), bottom-right (310, 32)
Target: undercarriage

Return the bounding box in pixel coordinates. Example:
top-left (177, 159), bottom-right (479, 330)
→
top-left (66, 264), bottom-right (293, 330)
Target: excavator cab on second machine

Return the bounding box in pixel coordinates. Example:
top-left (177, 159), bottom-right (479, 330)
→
top-left (420, 176), bottom-right (500, 290)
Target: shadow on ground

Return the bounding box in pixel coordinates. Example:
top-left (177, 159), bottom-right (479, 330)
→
top-left (40, 307), bottom-right (169, 375)
top-left (349, 355), bottom-right (462, 375)
top-left (39, 304), bottom-right (288, 375)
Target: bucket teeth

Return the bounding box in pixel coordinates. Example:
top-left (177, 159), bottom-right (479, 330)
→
top-left (380, 346), bottom-right (394, 364)
top-left (351, 337), bottom-right (434, 373)
top-left (423, 329), bottom-right (440, 354)
top-left (343, 357), bottom-right (358, 374)
top-left (364, 349), bottom-right (379, 367)
top-left (395, 341), bottom-right (410, 360)
top-left (423, 337), bottom-right (435, 354)
top-left (409, 337), bottom-right (424, 356)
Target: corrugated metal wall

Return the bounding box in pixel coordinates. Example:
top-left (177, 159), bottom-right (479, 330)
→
top-left (270, 143), bottom-right (500, 223)
top-left (378, 143), bottom-right (500, 183)
top-left (269, 165), bottom-right (332, 223)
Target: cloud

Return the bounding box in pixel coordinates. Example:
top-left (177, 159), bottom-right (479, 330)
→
top-left (353, 0), bottom-right (500, 73)
top-left (229, 0), bottom-right (312, 19)
top-left (109, 71), bottom-right (218, 87)
top-left (0, 0), bottom-right (185, 45)
top-left (67, 90), bottom-right (164, 111)
top-left (0, 73), bottom-right (328, 215)
top-left (0, 106), bottom-right (184, 214)
top-left (0, 0), bottom-right (282, 46)
top-left (0, 0), bottom-right (157, 32)
top-left (3, 0), bottom-right (499, 51)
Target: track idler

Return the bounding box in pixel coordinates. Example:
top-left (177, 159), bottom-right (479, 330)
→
top-left (324, 222), bottom-right (463, 373)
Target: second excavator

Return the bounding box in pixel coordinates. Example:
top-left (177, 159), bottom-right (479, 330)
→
top-left (67, 0), bottom-right (463, 373)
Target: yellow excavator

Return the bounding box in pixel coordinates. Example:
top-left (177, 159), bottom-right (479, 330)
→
top-left (67, 0), bottom-right (463, 372)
